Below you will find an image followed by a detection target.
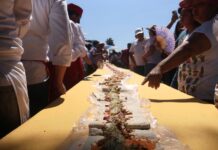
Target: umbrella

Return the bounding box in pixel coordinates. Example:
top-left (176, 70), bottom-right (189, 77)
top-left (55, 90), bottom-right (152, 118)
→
top-left (154, 26), bottom-right (175, 53)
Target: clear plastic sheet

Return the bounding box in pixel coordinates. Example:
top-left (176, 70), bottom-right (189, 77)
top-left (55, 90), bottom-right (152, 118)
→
top-left (153, 126), bottom-right (190, 150)
top-left (69, 65), bottom-right (189, 150)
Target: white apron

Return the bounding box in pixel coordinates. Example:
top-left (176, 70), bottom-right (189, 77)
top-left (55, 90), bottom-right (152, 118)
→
top-left (0, 61), bottom-right (29, 123)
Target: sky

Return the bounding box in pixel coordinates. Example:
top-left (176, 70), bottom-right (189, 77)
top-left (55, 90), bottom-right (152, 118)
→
top-left (67, 0), bottom-right (180, 51)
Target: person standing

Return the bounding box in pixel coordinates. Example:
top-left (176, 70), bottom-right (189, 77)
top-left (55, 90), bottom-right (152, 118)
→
top-left (86, 40), bottom-right (100, 75)
top-left (177, 8), bottom-right (201, 93)
top-left (64, 3), bottom-right (92, 90)
top-left (143, 26), bottom-right (163, 76)
top-left (90, 42), bottom-right (105, 69)
top-left (22, 0), bottom-right (72, 116)
top-left (129, 28), bottom-right (148, 76)
top-left (142, 0), bottom-right (218, 103)
top-left (0, 0), bottom-right (32, 138)
top-left (170, 7), bottom-right (201, 89)
top-left (120, 43), bottom-right (132, 69)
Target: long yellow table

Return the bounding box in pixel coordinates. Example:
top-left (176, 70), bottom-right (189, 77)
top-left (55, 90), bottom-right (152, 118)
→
top-left (0, 66), bottom-right (218, 150)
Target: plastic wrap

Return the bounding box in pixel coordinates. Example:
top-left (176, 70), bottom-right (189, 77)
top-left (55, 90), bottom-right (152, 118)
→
top-left (69, 64), bottom-right (189, 150)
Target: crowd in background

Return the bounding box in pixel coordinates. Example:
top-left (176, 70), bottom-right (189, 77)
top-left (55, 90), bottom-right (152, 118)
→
top-left (0, 0), bottom-right (218, 139)
top-left (113, 0), bottom-right (218, 108)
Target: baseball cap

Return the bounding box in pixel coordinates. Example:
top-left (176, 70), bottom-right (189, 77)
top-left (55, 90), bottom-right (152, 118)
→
top-left (135, 28), bottom-right (144, 36)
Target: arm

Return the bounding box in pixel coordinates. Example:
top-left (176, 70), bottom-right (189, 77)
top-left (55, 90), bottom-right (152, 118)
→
top-left (160, 33), bottom-right (211, 72)
top-left (143, 45), bottom-right (155, 61)
top-left (142, 32), bottom-right (211, 88)
top-left (52, 65), bottom-right (67, 95)
top-left (129, 52), bottom-right (136, 67)
top-left (14, 0), bottom-right (32, 38)
top-left (76, 24), bottom-right (92, 64)
top-left (49, 0), bottom-right (72, 67)
top-left (166, 11), bottom-right (178, 29)
top-left (71, 21), bottom-right (83, 62)
top-left (129, 45), bottom-right (137, 67)
top-left (83, 55), bottom-right (92, 65)
top-left (49, 0), bottom-right (72, 97)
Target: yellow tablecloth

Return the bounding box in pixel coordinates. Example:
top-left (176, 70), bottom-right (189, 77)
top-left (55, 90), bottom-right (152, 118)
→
top-left (0, 66), bottom-right (218, 150)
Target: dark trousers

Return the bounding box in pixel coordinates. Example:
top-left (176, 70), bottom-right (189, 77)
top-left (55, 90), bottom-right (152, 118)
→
top-left (162, 68), bottom-right (178, 86)
top-left (63, 58), bottom-right (85, 91)
top-left (28, 80), bottom-right (49, 117)
top-left (0, 86), bottom-right (20, 138)
top-left (134, 66), bottom-right (145, 76)
top-left (85, 64), bottom-right (96, 76)
top-left (144, 63), bottom-right (157, 76)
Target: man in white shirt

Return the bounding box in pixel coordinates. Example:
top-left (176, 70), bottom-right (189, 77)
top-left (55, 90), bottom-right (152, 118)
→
top-left (0, 0), bottom-right (32, 138)
top-left (129, 28), bottom-right (147, 76)
top-left (64, 3), bottom-right (91, 90)
top-left (22, 0), bottom-right (72, 116)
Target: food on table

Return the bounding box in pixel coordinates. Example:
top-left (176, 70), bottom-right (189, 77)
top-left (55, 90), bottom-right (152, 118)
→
top-left (89, 67), bottom-right (156, 150)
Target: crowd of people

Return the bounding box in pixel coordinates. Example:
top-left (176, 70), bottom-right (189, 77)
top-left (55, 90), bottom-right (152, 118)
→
top-left (0, 0), bottom-right (217, 139)
top-left (114, 0), bottom-right (218, 107)
top-left (141, 0), bottom-right (218, 105)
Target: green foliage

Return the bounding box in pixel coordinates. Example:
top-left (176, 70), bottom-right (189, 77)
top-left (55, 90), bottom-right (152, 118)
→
top-left (106, 38), bottom-right (115, 46)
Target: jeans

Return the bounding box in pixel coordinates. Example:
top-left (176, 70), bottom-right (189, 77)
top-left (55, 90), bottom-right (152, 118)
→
top-left (134, 66), bottom-right (145, 76)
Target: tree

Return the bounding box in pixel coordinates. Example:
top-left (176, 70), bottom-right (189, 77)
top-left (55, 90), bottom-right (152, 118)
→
top-left (106, 38), bottom-right (115, 46)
